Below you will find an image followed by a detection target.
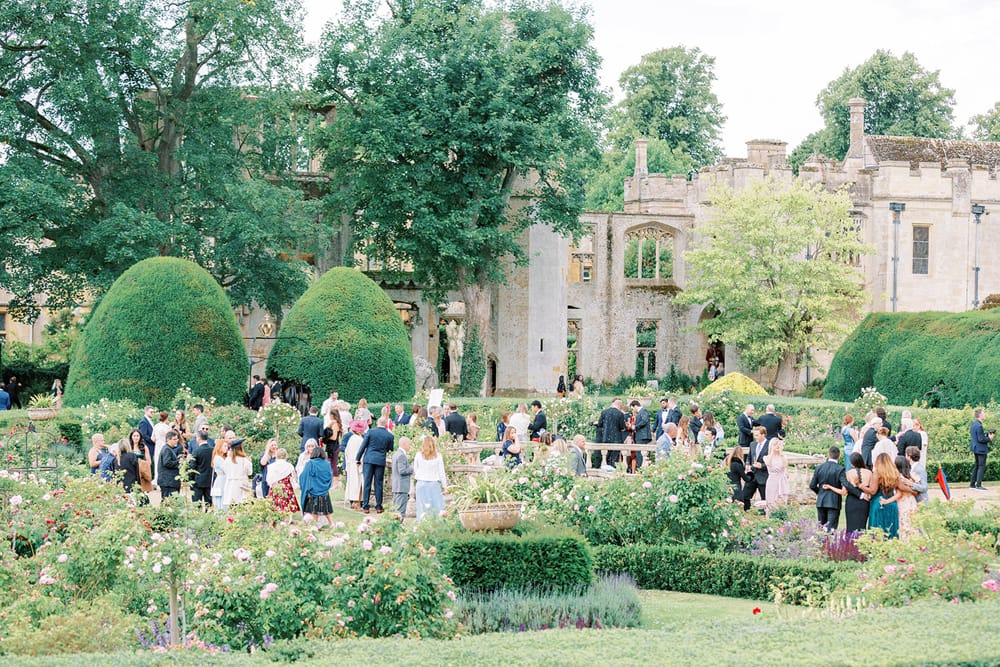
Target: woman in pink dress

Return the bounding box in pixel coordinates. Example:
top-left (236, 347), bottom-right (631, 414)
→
top-left (764, 437), bottom-right (790, 510)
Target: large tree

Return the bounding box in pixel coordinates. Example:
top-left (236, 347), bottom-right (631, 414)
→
top-left (0, 0), bottom-right (317, 319)
top-left (675, 178), bottom-right (872, 395)
top-left (609, 46), bottom-right (725, 167)
top-left (789, 50), bottom-right (957, 170)
top-left (314, 0), bottom-right (605, 394)
top-left (970, 101), bottom-right (1000, 142)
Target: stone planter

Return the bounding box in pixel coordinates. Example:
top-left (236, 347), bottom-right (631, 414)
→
top-left (26, 407), bottom-right (58, 421)
top-left (458, 501), bottom-right (523, 531)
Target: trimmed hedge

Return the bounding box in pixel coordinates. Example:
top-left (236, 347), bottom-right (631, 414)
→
top-left (64, 257), bottom-right (249, 407)
top-left (593, 544), bottom-right (845, 601)
top-left (267, 267), bottom-right (414, 403)
top-left (435, 523), bottom-right (592, 593)
top-left (825, 311), bottom-right (1000, 408)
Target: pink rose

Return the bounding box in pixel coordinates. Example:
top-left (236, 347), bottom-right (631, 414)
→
top-left (362, 540), bottom-right (373, 551)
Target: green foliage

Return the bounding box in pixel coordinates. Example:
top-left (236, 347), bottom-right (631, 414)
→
top-left (790, 49), bottom-right (957, 163)
top-left (65, 258), bottom-right (249, 408)
top-left (458, 325), bottom-right (486, 397)
top-left (675, 178), bottom-right (871, 393)
top-left (700, 373), bottom-right (768, 397)
top-left (0, 0), bottom-right (316, 318)
top-left (450, 472), bottom-right (515, 508)
top-left (594, 543), bottom-right (845, 602)
top-left (609, 47), bottom-right (725, 167)
top-left (825, 310), bottom-right (1000, 407)
top-left (834, 509), bottom-right (998, 607)
top-left (510, 456), bottom-right (741, 550)
top-left (0, 594), bottom-right (140, 656)
top-left (584, 138), bottom-right (692, 211)
top-left (267, 267), bottom-right (414, 403)
top-left (454, 574), bottom-right (641, 633)
top-left (314, 0), bottom-right (605, 305)
top-left (433, 522), bottom-right (593, 593)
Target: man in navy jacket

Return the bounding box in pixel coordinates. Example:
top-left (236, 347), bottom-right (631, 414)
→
top-left (970, 408), bottom-right (993, 490)
top-left (356, 417), bottom-right (395, 512)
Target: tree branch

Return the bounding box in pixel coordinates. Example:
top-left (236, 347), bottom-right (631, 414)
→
top-left (0, 86), bottom-right (93, 166)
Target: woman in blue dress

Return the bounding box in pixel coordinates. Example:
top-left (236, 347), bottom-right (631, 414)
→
top-left (300, 446), bottom-right (334, 529)
top-left (868, 453), bottom-right (902, 538)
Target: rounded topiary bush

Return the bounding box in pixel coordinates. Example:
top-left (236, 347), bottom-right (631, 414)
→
top-left (65, 257), bottom-right (249, 407)
top-left (266, 267), bottom-right (414, 403)
top-left (700, 372), bottom-right (768, 397)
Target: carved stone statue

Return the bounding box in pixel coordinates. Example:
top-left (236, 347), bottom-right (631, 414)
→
top-left (413, 355), bottom-right (437, 390)
top-left (445, 320), bottom-right (465, 384)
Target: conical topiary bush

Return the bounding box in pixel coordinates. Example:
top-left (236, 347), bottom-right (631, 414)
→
top-left (65, 257), bottom-right (249, 407)
top-left (267, 267), bottom-right (415, 403)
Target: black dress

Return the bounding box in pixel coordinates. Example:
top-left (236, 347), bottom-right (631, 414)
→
top-left (727, 458), bottom-right (752, 504)
top-left (119, 451), bottom-right (139, 492)
top-left (844, 467), bottom-right (870, 533)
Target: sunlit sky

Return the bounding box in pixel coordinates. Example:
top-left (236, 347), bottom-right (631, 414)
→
top-left (300, 0), bottom-right (1000, 157)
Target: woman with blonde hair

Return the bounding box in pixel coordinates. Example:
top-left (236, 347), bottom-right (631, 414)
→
top-left (413, 435), bottom-right (448, 520)
top-left (764, 437), bottom-right (789, 510)
top-left (676, 415), bottom-right (697, 458)
top-left (868, 452), bottom-right (902, 538)
top-left (210, 437), bottom-right (230, 509)
top-left (221, 439), bottom-right (253, 507)
top-left (354, 398), bottom-right (372, 428)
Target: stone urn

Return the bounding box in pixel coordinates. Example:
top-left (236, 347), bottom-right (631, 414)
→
top-left (458, 501), bottom-right (524, 532)
top-left (26, 408), bottom-right (58, 421)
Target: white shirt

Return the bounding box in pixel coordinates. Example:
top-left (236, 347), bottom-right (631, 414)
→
top-left (321, 397), bottom-right (337, 417)
top-left (872, 438), bottom-right (896, 464)
top-left (152, 421), bottom-right (171, 448)
top-left (413, 452), bottom-right (448, 488)
top-left (509, 412), bottom-right (531, 442)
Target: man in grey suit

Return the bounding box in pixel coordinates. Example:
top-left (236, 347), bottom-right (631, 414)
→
top-left (809, 446), bottom-right (848, 529)
top-left (906, 446), bottom-right (929, 503)
top-left (391, 436), bottom-right (414, 517)
top-left (570, 435), bottom-right (588, 476)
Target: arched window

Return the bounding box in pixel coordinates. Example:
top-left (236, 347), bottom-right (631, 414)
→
top-left (624, 227), bottom-right (673, 280)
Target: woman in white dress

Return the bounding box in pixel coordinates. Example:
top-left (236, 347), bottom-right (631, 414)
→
top-left (413, 435), bottom-right (448, 521)
top-left (221, 440), bottom-right (253, 507)
top-left (210, 438), bottom-right (230, 509)
top-left (343, 419), bottom-right (366, 510)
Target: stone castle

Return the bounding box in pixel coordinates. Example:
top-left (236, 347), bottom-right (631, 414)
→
top-left (5, 99), bottom-right (1000, 395)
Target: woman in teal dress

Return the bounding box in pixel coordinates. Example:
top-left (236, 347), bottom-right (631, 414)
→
top-left (868, 453), bottom-right (902, 538)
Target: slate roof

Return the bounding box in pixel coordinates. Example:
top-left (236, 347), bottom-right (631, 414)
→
top-left (866, 135), bottom-right (1000, 169)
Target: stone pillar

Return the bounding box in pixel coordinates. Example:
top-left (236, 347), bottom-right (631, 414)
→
top-left (634, 139), bottom-right (649, 178)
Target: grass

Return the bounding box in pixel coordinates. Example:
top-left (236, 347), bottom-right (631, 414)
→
top-left (4, 592), bottom-right (1000, 666)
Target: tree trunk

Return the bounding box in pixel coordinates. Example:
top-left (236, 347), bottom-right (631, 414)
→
top-left (460, 281), bottom-right (493, 397)
top-left (773, 349), bottom-right (802, 396)
top-left (168, 575), bottom-right (181, 646)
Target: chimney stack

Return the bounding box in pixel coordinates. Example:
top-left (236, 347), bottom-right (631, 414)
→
top-left (846, 98), bottom-right (866, 161)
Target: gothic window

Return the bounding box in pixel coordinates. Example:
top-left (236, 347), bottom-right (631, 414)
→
top-left (567, 319), bottom-right (581, 377)
top-left (635, 320), bottom-right (657, 379)
top-left (912, 225), bottom-right (929, 275)
top-left (624, 227), bottom-right (673, 280)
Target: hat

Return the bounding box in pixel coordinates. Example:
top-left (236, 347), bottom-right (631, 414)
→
top-left (350, 419), bottom-right (366, 432)
top-left (229, 438), bottom-right (244, 449)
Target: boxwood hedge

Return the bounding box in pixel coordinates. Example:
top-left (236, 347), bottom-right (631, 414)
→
top-left (64, 257), bottom-right (249, 407)
top-left (266, 267), bottom-right (414, 403)
top-left (825, 311), bottom-right (1000, 408)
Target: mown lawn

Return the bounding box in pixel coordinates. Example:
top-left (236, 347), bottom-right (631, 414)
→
top-left (5, 591), bottom-right (1000, 666)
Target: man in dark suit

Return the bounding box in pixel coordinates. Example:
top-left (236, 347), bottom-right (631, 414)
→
top-left (394, 403), bottom-right (410, 426)
top-left (688, 403), bottom-right (703, 441)
top-left (629, 400), bottom-right (651, 469)
top-left (860, 416), bottom-right (879, 468)
top-left (742, 427), bottom-right (769, 509)
top-left (654, 398), bottom-right (669, 439)
top-left (190, 430), bottom-right (215, 508)
top-left (356, 417), bottom-right (395, 512)
top-left (737, 404), bottom-right (757, 449)
top-left (444, 403), bottom-right (468, 443)
top-left (757, 404), bottom-right (784, 441)
top-left (4, 376), bottom-right (23, 409)
top-left (809, 446), bottom-right (848, 529)
top-left (157, 430), bottom-right (183, 499)
top-left (137, 405), bottom-right (156, 471)
top-left (528, 400), bottom-right (547, 440)
top-left (970, 408), bottom-right (993, 490)
top-left (247, 375), bottom-right (266, 411)
top-left (297, 406), bottom-right (324, 453)
top-left (895, 418), bottom-right (922, 458)
top-left (601, 398), bottom-right (627, 468)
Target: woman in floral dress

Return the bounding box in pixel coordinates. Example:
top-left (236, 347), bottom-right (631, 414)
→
top-left (266, 448), bottom-right (300, 514)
